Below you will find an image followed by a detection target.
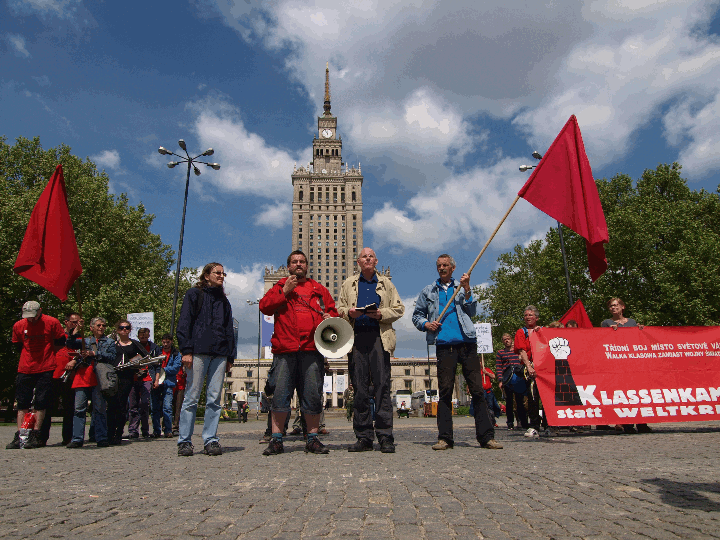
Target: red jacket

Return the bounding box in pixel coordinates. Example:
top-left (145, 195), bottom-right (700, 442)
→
top-left (260, 277), bottom-right (338, 354)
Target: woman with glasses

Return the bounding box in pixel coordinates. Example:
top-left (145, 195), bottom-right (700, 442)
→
top-left (107, 320), bottom-right (148, 445)
top-left (176, 262), bottom-right (236, 457)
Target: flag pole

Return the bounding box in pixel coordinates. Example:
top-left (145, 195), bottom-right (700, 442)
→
top-left (435, 195), bottom-right (521, 323)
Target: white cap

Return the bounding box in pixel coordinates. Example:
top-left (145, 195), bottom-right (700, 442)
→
top-left (22, 301), bottom-right (41, 319)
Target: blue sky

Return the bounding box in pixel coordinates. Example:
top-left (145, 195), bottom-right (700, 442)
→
top-left (3, 0), bottom-right (720, 357)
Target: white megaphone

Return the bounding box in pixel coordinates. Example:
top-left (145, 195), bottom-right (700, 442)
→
top-left (314, 317), bottom-right (355, 358)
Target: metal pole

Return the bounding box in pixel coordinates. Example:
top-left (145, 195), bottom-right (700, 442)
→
top-left (257, 306), bottom-right (261, 420)
top-left (169, 161), bottom-right (192, 337)
top-left (557, 221), bottom-right (573, 308)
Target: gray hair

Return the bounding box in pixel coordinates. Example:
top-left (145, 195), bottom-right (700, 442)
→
top-left (437, 254), bottom-right (456, 268)
top-left (523, 305), bottom-right (539, 318)
top-left (90, 317), bottom-right (107, 327)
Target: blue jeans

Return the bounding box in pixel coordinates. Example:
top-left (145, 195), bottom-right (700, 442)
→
top-left (268, 351), bottom-right (324, 415)
top-left (72, 386), bottom-right (107, 443)
top-left (178, 354), bottom-right (226, 445)
top-left (151, 385), bottom-right (174, 435)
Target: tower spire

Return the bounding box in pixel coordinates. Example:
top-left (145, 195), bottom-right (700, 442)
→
top-left (323, 62), bottom-right (331, 116)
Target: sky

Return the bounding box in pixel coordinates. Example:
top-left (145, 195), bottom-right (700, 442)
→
top-left (3, 0), bottom-right (720, 358)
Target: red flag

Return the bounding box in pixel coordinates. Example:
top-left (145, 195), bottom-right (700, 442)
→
top-left (559, 299), bottom-right (593, 328)
top-left (518, 115), bottom-right (609, 281)
top-left (14, 164), bottom-right (82, 301)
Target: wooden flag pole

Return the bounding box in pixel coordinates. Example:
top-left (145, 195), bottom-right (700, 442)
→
top-left (435, 195), bottom-right (521, 323)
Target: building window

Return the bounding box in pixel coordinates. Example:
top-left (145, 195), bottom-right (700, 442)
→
top-left (424, 380), bottom-right (430, 389)
top-left (247, 371), bottom-right (253, 378)
top-left (405, 380), bottom-right (413, 390)
top-left (298, 234), bottom-right (302, 239)
top-left (352, 192), bottom-right (356, 202)
top-left (299, 191), bottom-right (303, 201)
top-left (425, 369), bottom-right (430, 375)
top-left (404, 369), bottom-right (410, 376)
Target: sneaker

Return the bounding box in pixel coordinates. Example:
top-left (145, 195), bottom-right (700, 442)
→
top-left (431, 439), bottom-right (452, 451)
top-left (524, 428), bottom-right (539, 438)
top-left (153, 432), bottom-right (161, 438)
top-left (289, 427), bottom-right (302, 436)
top-left (481, 439), bottom-right (504, 449)
top-left (318, 428), bottom-right (330, 435)
top-left (348, 438), bottom-right (374, 452)
top-left (507, 425), bottom-right (514, 431)
top-left (263, 439), bottom-right (284, 456)
top-left (203, 441), bottom-right (222, 456)
top-left (96, 440), bottom-right (110, 448)
top-left (543, 427), bottom-right (560, 437)
top-left (128, 433), bottom-right (140, 439)
top-left (172, 430), bottom-right (179, 437)
top-left (6, 431), bottom-right (20, 449)
top-left (379, 438), bottom-right (396, 453)
top-left (637, 424), bottom-right (653, 434)
top-left (259, 433), bottom-right (272, 444)
top-left (23, 430), bottom-right (43, 449)
top-left (177, 442), bottom-right (194, 456)
top-left (305, 437), bottom-right (329, 454)
top-left (66, 441), bottom-right (83, 448)
top-left (164, 433), bottom-right (173, 438)
top-left (622, 425), bottom-right (638, 434)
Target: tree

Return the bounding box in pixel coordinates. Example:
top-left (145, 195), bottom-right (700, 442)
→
top-left (0, 136), bottom-right (194, 415)
top-left (476, 163), bottom-right (720, 346)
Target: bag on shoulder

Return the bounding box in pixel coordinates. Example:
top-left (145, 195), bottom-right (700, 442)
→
top-left (92, 339), bottom-right (118, 396)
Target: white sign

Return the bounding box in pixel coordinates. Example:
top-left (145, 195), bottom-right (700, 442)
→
top-left (474, 322), bottom-right (493, 354)
top-left (128, 312), bottom-right (154, 342)
top-left (323, 375), bottom-right (333, 394)
top-left (264, 346), bottom-right (273, 360)
top-left (335, 375), bottom-right (347, 394)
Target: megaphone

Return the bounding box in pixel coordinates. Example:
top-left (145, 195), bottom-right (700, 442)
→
top-left (314, 317), bottom-right (354, 358)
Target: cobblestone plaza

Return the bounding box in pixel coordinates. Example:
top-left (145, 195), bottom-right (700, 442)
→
top-left (2, 416), bottom-right (719, 539)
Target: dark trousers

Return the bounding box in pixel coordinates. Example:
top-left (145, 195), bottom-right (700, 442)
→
top-left (40, 377), bottom-right (74, 444)
top-left (436, 342), bottom-right (494, 446)
top-left (527, 379), bottom-right (544, 430)
top-left (107, 375), bottom-right (133, 440)
top-left (172, 388), bottom-right (184, 432)
top-left (127, 379), bottom-right (151, 436)
top-left (504, 387), bottom-right (529, 429)
top-left (351, 327), bottom-right (393, 442)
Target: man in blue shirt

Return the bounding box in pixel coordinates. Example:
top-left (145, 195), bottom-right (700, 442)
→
top-left (412, 254), bottom-right (502, 450)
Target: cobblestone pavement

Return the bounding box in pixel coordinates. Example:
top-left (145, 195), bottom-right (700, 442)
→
top-left (1, 416), bottom-right (720, 539)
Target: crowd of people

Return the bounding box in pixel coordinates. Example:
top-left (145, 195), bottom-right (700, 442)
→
top-left (8, 251), bottom-right (649, 455)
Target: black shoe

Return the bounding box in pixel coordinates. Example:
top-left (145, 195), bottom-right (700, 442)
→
top-left (61, 439), bottom-right (71, 446)
top-left (623, 425), bottom-right (638, 434)
top-left (66, 440), bottom-right (83, 448)
top-left (204, 441), bottom-right (222, 456)
top-left (263, 439), bottom-right (284, 456)
top-left (87, 437), bottom-right (96, 443)
top-left (23, 430), bottom-right (43, 449)
top-left (259, 433), bottom-right (272, 444)
top-left (164, 433), bottom-right (173, 438)
top-left (177, 442), bottom-right (194, 456)
top-left (172, 430), bottom-right (179, 437)
top-left (305, 437), bottom-right (329, 454)
top-left (153, 432), bottom-right (161, 438)
top-left (379, 439), bottom-right (395, 453)
top-left (289, 427), bottom-right (302, 436)
top-left (96, 440), bottom-right (110, 447)
top-left (128, 433), bottom-right (140, 439)
top-left (109, 436), bottom-right (122, 446)
top-left (637, 424), bottom-right (653, 434)
top-left (6, 431), bottom-right (20, 449)
top-left (348, 438), bottom-right (373, 452)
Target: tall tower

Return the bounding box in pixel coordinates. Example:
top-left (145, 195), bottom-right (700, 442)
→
top-left (290, 64), bottom-right (364, 298)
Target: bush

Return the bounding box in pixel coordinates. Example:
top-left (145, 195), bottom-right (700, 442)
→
top-left (456, 406), bottom-right (470, 416)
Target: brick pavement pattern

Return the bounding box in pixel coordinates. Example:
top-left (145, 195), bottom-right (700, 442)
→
top-left (1, 416), bottom-right (719, 539)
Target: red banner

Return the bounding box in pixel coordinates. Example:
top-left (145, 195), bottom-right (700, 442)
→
top-left (530, 327), bottom-right (720, 425)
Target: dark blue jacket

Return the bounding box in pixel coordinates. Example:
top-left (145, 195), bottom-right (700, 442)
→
top-left (176, 286), bottom-right (236, 360)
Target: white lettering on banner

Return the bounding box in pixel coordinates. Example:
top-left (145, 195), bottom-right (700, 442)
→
top-left (650, 389), bottom-right (664, 403)
top-left (699, 405), bottom-right (714, 414)
top-left (613, 390), bottom-right (629, 404)
top-left (640, 407), bottom-right (654, 417)
top-left (657, 407), bottom-right (668, 416)
top-left (603, 344), bottom-right (630, 352)
top-left (663, 389), bottom-right (680, 402)
top-left (678, 388), bottom-right (696, 402)
top-left (712, 388), bottom-right (720, 400)
top-left (681, 406), bottom-right (697, 415)
top-left (696, 388), bottom-right (711, 402)
top-left (677, 342), bottom-right (708, 350)
top-left (651, 343), bottom-right (675, 351)
top-left (557, 407), bottom-right (602, 419)
top-left (576, 385), bottom-right (601, 406)
top-left (615, 408), bottom-right (638, 417)
top-left (639, 389), bottom-right (652, 404)
top-left (600, 391), bottom-right (612, 405)
top-left (711, 342), bottom-right (720, 350)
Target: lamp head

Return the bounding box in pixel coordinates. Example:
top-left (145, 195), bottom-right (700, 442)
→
top-left (167, 162), bottom-right (179, 168)
top-left (203, 148), bottom-right (214, 156)
top-left (532, 151), bottom-right (543, 160)
top-left (158, 147), bottom-right (170, 155)
top-left (193, 166), bottom-right (201, 176)
top-left (209, 163), bottom-right (221, 170)
top-left (178, 139), bottom-right (187, 151)
top-left (519, 165), bottom-right (531, 172)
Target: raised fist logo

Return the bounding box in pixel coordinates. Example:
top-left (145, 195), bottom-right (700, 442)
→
top-left (549, 337), bottom-right (571, 360)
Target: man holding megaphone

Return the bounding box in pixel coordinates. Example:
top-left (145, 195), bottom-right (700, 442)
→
top-left (259, 250), bottom-right (338, 456)
top-left (337, 248), bottom-right (405, 454)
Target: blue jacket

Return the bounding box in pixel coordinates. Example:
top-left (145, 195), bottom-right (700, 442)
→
top-left (177, 286), bottom-right (236, 360)
top-left (412, 278), bottom-right (477, 345)
top-left (67, 334), bottom-right (117, 364)
top-left (159, 348), bottom-right (182, 388)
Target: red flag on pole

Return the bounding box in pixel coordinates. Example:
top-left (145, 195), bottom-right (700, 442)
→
top-left (518, 115), bottom-right (609, 281)
top-left (14, 164), bottom-right (82, 301)
top-left (559, 299), bottom-right (593, 328)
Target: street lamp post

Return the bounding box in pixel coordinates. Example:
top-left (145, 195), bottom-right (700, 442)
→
top-left (159, 140), bottom-right (221, 336)
top-left (247, 298), bottom-right (261, 420)
top-left (520, 151), bottom-right (574, 309)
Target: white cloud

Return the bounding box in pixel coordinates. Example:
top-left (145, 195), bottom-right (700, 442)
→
top-left (365, 157), bottom-right (554, 254)
top-left (256, 202), bottom-right (291, 230)
top-left (189, 95), bottom-right (303, 200)
top-left (6, 33), bottom-right (30, 58)
top-left (9, 0), bottom-right (82, 19)
top-left (90, 149), bottom-right (121, 172)
top-left (32, 75), bottom-right (50, 86)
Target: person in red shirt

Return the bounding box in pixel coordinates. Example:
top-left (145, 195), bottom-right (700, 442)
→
top-left (514, 305), bottom-right (544, 437)
top-left (259, 250), bottom-right (338, 456)
top-left (7, 301), bottom-right (66, 450)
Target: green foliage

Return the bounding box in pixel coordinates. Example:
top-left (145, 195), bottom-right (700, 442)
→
top-left (476, 162), bottom-right (720, 350)
top-left (0, 136), bottom-right (194, 407)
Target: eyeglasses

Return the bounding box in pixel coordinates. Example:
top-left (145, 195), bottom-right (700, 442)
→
top-left (211, 271), bottom-right (227, 277)
top-left (96, 323), bottom-right (107, 327)
top-left (118, 325), bottom-right (131, 330)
